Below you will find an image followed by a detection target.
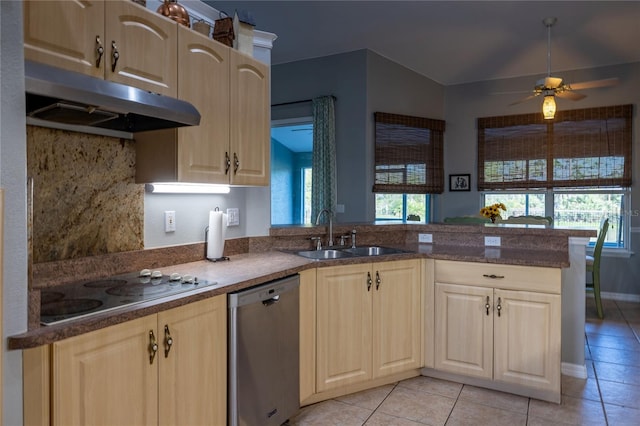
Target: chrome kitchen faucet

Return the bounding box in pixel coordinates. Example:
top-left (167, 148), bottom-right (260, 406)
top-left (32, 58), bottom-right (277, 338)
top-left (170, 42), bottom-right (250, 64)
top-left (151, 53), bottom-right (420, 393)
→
top-left (315, 209), bottom-right (334, 247)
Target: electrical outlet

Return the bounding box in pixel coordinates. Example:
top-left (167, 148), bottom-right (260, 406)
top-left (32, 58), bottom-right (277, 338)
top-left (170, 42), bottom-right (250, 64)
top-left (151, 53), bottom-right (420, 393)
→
top-left (484, 236), bottom-right (501, 246)
top-left (164, 211), bottom-right (176, 232)
top-left (227, 208), bottom-right (239, 226)
top-left (418, 233), bottom-right (433, 243)
top-left (485, 248), bottom-right (501, 258)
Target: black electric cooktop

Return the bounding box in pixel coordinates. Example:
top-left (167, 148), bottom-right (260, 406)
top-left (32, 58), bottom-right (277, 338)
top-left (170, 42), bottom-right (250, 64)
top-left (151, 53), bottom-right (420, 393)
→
top-left (40, 270), bottom-right (217, 325)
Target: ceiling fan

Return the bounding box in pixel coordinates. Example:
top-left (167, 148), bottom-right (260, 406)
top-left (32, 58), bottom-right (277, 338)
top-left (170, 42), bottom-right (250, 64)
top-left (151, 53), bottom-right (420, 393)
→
top-left (507, 17), bottom-right (618, 119)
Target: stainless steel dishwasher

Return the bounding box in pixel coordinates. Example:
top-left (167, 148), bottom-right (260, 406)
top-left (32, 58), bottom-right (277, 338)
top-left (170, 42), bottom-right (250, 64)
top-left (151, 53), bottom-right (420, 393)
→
top-left (228, 274), bottom-right (300, 426)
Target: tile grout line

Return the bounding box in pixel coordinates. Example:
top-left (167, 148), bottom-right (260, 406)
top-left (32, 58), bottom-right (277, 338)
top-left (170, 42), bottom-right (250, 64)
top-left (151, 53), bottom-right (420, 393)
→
top-left (361, 382), bottom-right (398, 425)
top-left (443, 382), bottom-right (465, 425)
top-left (593, 299), bottom-right (632, 426)
top-left (585, 320), bottom-right (608, 425)
top-left (590, 355), bottom-right (610, 426)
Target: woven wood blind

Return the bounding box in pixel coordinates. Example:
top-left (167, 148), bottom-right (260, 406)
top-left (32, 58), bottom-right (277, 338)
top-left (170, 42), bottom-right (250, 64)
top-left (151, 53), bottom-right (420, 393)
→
top-left (477, 104), bottom-right (633, 190)
top-left (373, 112), bottom-right (445, 194)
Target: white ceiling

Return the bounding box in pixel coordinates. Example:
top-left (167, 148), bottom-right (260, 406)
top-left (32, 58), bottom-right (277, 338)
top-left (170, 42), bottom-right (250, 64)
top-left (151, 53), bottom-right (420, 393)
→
top-left (205, 0), bottom-right (640, 86)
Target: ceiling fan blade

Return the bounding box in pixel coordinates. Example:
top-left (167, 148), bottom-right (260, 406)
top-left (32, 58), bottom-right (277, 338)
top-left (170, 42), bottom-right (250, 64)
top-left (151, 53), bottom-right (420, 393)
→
top-left (509, 93), bottom-right (541, 106)
top-left (566, 78), bottom-right (619, 91)
top-left (544, 77), bottom-right (563, 89)
top-left (556, 90), bottom-right (587, 101)
top-left (491, 90), bottom-right (535, 95)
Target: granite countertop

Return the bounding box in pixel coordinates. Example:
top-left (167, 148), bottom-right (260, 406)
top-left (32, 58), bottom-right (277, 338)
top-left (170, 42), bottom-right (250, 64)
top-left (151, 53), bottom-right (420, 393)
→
top-left (8, 244), bottom-right (572, 349)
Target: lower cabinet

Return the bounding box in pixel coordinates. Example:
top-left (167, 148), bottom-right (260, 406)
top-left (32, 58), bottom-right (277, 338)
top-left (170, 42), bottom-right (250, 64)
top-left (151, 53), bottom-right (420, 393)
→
top-left (433, 260), bottom-right (561, 400)
top-left (315, 259), bottom-right (423, 393)
top-left (50, 295), bottom-right (227, 426)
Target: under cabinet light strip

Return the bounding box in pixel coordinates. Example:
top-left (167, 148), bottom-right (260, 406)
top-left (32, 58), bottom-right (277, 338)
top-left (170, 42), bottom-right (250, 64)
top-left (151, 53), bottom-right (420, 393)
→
top-left (145, 183), bottom-right (230, 194)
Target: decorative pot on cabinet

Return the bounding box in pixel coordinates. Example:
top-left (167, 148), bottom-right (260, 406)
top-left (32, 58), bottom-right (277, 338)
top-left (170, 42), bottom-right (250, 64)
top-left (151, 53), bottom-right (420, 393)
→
top-left (157, 0), bottom-right (190, 28)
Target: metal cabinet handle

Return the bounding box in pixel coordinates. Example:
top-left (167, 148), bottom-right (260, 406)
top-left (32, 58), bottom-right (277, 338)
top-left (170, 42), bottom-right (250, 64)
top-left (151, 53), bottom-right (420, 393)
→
top-left (375, 271), bottom-right (381, 290)
top-left (483, 274), bottom-right (505, 279)
top-left (95, 36), bottom-right (104, 68)
top-left (233, 153), bottom-right (239, 174)
top-left (496, 297), bottom-right (502, 317)
top-left (148, 330), bottom-right (158, 364)
top-left (366, 272), bottom-right (372, 291)
top-left (225, 152), bottom-right (231, 174)
top-left (111, 41), bottom-right (119, 72)
top-left (485, 296), bottom-right (491, 316)
top-left (163, 325), bottom-right (173, 358)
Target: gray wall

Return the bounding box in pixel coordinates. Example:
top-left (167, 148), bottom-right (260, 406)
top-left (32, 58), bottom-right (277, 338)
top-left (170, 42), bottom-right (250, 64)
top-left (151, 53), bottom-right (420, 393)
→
top-left (366, 52), bottom-right (446, 220)
top-left (272, 50), bottom-right (368, 222)
top-left (272, 49), bottom-right (445, 223)
top-left (143, 188), bottom-right (254, 248)
top-left (1, 2), bottom-right (28, 424)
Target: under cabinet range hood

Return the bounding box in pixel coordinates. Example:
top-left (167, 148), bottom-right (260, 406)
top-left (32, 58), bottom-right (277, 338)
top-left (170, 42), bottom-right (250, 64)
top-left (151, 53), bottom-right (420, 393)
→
top-left (25, 60), bottom-right (200, 139)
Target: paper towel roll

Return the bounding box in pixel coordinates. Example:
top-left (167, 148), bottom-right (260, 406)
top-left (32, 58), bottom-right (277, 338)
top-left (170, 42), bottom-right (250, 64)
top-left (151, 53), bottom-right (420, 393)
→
top-left (207, 210), bottom-right (227, 260)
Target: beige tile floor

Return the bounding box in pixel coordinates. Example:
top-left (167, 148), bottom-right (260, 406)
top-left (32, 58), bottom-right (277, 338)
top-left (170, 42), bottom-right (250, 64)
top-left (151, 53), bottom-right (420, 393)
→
top-left (290, 297), bottom-right (640, 425)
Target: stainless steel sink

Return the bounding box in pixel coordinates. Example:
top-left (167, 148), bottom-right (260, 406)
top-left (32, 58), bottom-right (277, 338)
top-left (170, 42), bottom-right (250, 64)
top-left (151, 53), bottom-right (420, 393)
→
top-left (296, 249), bottom-right (355, 260)
top-left (295, 246), bottom-right (408, 260)
top-left (341, 246), bottom-right (408, 256)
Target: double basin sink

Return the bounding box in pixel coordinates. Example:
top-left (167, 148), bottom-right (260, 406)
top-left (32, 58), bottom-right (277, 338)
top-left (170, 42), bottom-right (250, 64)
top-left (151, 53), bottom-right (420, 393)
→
top-left (296, 246), bottom-right (410, 260)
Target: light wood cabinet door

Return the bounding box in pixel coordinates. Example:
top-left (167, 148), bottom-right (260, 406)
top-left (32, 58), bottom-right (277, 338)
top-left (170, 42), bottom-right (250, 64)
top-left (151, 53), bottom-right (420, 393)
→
top-left (105, 0), bottom-right (177, 96)
top-left (176, 26), bottom-right (230, 183)
top-left (51, 315), bottom-right (158, 426)
top-left (229, 51), bottom-right (270, 185)
top-left (316, 263), bottom-right (373, 391)
top-left (158, 295), bottom-right (227, 426)
top-left (434, 283), bottom-right (493, 379)
top-left (299, 269), bottom-right (317, 403)
top-left (373, 259), bottom-right (422, 378)
top-left (23, 0), bottom-right (105, 78)
top-left (493, 289), bottom-right (561, 393)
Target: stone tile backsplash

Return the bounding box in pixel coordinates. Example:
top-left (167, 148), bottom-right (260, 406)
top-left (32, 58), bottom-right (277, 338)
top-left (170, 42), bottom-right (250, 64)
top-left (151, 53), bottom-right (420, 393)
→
top-left (27, 126), bottom-right (143, 263)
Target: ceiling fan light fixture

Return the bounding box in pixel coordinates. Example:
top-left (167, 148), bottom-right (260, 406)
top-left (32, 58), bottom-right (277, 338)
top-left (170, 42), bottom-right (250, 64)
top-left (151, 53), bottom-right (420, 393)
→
top-left (542, 94), bottom-right (556, 119)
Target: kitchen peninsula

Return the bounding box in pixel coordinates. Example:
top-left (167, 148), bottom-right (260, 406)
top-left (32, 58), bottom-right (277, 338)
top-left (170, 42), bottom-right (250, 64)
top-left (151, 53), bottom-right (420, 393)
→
top-left (11, 223), bottom-right (593, 421)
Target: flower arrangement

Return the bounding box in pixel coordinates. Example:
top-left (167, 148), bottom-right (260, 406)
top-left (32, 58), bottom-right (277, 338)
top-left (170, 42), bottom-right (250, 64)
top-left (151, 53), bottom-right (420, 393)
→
top-left (480, 203), bottom-right (506, 223)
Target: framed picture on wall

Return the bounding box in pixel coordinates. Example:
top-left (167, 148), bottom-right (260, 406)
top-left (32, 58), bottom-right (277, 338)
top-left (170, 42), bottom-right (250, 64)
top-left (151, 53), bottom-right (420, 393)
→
top-left (449, 174), bottom-right (471, 192)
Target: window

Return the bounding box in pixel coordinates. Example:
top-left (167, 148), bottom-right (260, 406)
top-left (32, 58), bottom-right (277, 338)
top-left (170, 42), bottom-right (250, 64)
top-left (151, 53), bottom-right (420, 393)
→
top-left (375, 194), bottom-right (430, 222)
top-left (484, 189), bottom-right (629, 248)
top-left (302, 167), bottom-right (312, 224)
top-left (373, 112), bottom-right (445, 194)
top-left (270, 119), bottom-right (313, 225)
top-left (373, 112), bottom-right (444, 222)
top-left (484, 193), bottom-right (546, 218)
top-left (479, 105), bottom-right (633, 250)
top-left (478, 105), bottom-right (632, 190)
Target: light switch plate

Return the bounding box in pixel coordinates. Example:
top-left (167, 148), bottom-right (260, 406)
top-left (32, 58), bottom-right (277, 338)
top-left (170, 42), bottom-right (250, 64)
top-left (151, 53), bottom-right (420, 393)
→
top-left (418, 233), bottom-right (433, 243)
top-left (164, 211), bottom-right (176, 232)
top-left (227, 208), bottom-right (239, 226)
top-left (484, 236), bottom-right (501, 246)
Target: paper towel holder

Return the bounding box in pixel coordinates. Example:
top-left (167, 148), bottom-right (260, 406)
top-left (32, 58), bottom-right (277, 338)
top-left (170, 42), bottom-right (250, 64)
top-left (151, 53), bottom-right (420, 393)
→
top-left (205, 207), bottom-right (230, 262)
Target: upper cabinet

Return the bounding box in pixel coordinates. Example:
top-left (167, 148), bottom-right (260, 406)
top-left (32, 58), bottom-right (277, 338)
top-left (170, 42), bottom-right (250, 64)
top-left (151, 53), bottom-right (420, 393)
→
top-left (229, 52), bottom-right (270, 186)
top-left (23, 0), bottom-right (177, 96)
top-left (137, 26), bottom-right (232, 184)
top-left (136, 29), bottom-right (270, 186)
top-left (25, 0), bottom-right (271, 187)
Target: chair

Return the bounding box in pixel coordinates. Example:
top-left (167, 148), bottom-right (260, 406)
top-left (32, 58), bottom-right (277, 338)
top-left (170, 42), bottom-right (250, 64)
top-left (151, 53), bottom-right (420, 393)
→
top-left (443, 216), bottom-right (491, 224)
top-left (501, 215), bottom-right (553, 225)
top-left (586, 218), bottom-right (609, 319)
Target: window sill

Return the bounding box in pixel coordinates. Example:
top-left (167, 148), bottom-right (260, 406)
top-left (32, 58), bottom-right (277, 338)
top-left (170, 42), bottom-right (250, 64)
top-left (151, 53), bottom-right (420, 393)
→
top-left (586, 247), bottom-right (634, 258)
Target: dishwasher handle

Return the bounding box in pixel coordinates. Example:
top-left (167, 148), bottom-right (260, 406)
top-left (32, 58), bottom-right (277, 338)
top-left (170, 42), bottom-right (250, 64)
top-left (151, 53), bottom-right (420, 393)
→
top-left (262, 295), bottom-right (280, 306)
